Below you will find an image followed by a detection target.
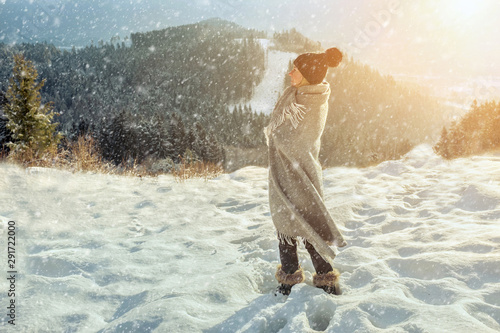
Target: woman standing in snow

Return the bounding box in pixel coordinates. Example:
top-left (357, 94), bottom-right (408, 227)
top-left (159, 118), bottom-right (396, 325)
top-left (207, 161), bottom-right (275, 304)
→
top-left (265, 48), bottom-right (347, 296)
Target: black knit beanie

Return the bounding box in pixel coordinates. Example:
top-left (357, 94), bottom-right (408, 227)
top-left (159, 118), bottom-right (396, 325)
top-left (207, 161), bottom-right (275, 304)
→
top-left (293, 48), bottom-right (342, 84)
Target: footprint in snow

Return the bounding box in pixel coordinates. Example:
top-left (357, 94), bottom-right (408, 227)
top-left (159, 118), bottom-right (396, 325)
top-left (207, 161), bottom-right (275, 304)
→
top-left (216, 199), bottom-right (259, 213)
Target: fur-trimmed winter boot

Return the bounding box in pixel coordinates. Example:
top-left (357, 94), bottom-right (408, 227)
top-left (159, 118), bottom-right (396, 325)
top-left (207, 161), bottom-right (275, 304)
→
top-left (275, 264), bottom-right (305, 296)
top-left (313, 268), bottom-right (342, 295)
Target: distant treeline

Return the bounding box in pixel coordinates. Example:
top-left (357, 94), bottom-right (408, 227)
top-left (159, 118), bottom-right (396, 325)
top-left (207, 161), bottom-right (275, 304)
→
top-left (434, 100), bottom-right (500, 159)
top-left (130, 18), bottom-right (267, 49)
top-left (271, 29), bottom-right (323, 54)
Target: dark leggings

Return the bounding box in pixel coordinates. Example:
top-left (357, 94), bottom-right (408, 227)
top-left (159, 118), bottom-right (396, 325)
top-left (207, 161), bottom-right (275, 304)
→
top-left (279, 236), bottom-right (333, 275)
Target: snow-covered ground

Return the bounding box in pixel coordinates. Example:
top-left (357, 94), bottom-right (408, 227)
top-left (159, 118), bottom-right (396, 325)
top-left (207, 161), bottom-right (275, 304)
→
top-left (1, 145), bottom-right (499, 332)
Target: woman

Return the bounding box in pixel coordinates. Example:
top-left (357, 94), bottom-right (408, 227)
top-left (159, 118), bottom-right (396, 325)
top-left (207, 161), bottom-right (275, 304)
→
top-left (265, 48), bottom-right (347, 296)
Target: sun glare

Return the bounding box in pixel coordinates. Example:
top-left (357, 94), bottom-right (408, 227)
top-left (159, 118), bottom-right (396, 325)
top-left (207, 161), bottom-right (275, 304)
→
top-left (455, 0), bottom-right (481, 17)
top-left (438, 0), bottom-right (483, 23)
top-left (431, 0), bottom-right (490, 40)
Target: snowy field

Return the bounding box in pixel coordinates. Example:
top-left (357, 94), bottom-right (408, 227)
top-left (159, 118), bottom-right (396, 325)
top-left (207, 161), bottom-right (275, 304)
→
top-left (0, 145), bottom-right (500, 332)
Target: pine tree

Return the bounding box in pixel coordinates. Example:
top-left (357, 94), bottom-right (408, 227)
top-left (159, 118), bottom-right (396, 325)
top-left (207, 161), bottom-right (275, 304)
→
top-left (434, 126), bottom-right (449, 158)
top-left (168, 113), bottom-right (187, 162)
top-left (191, 122), bottom-right (208, 161)
top-left (98, 110), bottom-right (132, 164)
top-left (4, 54), bottom-right (61, 160)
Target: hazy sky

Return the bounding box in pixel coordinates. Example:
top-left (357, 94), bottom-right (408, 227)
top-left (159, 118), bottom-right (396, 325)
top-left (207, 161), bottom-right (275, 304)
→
top-left (120, 0), bottom-right (500, 78)
top-left (197, 0), bottom-right (500, 79)
top-left (2, 0), bottom-right (499, 78)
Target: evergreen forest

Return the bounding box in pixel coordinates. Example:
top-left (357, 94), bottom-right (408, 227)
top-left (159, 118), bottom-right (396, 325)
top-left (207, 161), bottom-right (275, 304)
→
top-left (434, 100), bottom-right (500, 159)
top-left (0, 19), bottom-right (267, 168)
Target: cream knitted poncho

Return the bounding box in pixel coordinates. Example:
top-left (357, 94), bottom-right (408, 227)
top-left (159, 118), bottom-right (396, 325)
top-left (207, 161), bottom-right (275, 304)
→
top-left (265, 82), bottom-right (347, 264)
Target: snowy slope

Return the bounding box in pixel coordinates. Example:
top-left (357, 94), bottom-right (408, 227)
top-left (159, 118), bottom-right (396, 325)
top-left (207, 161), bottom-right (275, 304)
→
top-left (249, 49), bottom-right (297, 115)
top-left (232, 39), bottom-right (297, 115)
top-left (0, 145), bottom-right (499, 332)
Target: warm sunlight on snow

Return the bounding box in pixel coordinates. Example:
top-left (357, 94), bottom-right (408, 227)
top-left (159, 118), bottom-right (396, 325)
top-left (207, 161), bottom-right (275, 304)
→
top-left (2, 145), bottom-right (500, 332)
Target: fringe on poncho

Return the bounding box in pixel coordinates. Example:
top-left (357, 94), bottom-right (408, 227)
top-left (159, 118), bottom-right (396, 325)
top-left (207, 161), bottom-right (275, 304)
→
top-left (265, 82), bottom-right (347, 265)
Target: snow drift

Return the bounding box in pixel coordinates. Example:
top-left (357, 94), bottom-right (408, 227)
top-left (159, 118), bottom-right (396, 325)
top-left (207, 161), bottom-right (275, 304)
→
top-left (0, 145), bottom-right (499, 332)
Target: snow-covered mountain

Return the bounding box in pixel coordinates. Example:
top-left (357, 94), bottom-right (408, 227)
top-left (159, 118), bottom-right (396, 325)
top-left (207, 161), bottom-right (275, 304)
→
top-left (1, 145), bottom-right (499, 332)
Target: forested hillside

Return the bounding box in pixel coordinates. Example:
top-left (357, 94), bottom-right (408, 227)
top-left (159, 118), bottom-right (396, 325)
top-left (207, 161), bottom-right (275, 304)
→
top-left (0, 19), bottom-right (267, 167)
top-left (322, 59), bottom-right (442, 167)
top-left (1, 19), bottom-right (443, 170)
